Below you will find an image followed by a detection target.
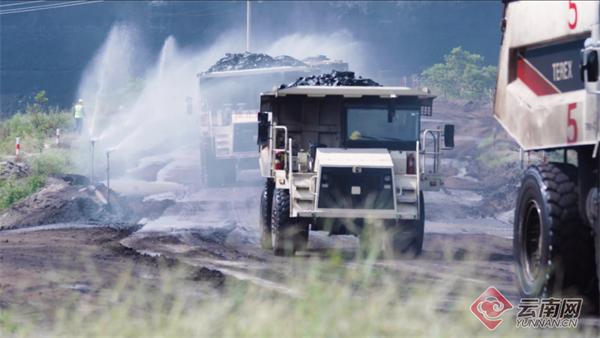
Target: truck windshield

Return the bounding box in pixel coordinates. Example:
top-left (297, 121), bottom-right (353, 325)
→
top-left (346, 107), bottom-right (419, 142)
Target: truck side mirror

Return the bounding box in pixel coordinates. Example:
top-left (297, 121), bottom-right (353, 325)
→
top-left (443, 124), bottom-right (455, 149)
top-left (581, 50), bottom-right (598, 82)
top-left (257, 112), bottom-right (270, 146)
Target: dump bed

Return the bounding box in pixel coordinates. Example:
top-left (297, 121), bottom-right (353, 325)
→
top-left (494, 1), bottom-right (600, 150)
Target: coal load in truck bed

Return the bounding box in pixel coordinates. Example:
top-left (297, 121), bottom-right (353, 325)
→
top-left (281, 70), bottom-right (381, 88)
top-left (207, 52), bottom-right (306, 73)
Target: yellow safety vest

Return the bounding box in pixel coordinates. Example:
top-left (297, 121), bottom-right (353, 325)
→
top-left (74, 104), bottom-right (84, 119)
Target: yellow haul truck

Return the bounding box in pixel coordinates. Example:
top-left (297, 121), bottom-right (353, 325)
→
top-left (495, 0), bottom-right (599, 311)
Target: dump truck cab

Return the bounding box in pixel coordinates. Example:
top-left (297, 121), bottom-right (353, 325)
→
top-left (257, 85), bottom-right (454, 256)
top-left (495, 0), bottom-right (600, 312)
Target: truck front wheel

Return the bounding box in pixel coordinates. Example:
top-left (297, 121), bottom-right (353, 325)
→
top-left (514, 163), bottom-right (598, 312)
top-left (385, 192), bottom-right (425, 258)
top-left (271, 189), bottom-right (309, 256)
top-left (259, 179), bottom-right (274, 250)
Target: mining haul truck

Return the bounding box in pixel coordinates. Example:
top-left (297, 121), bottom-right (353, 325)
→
top-left (197, 58), bottom-right (348, 186)
top-left (495, 0), bottom-right (600, 311)
top-left (257, 85), bottom-right (454, 256)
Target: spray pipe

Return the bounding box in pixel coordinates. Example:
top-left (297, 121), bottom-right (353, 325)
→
top-left (106, 147), bottom-right (117, 209)
top-left (90, 138), bottom-right (98, 184)
top-left (55, 128), bottom-right (60, 146)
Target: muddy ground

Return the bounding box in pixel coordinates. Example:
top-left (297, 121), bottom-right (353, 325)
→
top-left (0, 100), bottom-right (579, 330)
top-left (0, 227), bottom-right (224, 324)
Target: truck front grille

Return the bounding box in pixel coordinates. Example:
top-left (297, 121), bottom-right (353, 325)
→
top-left (317, 167), bottom-right (394, 210)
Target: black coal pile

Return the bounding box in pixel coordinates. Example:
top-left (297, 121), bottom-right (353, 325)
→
top-left (207, 52), bottom-right (306, 73)
top-left (280, 70), bottom-right (381, 88)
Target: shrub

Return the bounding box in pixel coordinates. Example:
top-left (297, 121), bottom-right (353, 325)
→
top-left (0, 111), bottom-right (73, 154)
top-left (421, 47), bottom-right (497, 101)
top-left (29, 150), bottom-right (70, 176)
top-left (0, 175), bottom-right (46, 210)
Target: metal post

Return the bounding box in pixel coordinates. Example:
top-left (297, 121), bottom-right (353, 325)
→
top-left (106, 151), bottom-right (110, 208)
top-left (15, 137), bottom-right (20, 158)
top-left (246, 0), bottom-right (251, 52)
top-left (90, 139), bottom-right (95, 184)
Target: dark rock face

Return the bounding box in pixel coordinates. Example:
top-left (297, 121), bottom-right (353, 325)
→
top-left (206, 52), bottom-right (306, 73)
top-left (280, 70), bottom-right (381, 88)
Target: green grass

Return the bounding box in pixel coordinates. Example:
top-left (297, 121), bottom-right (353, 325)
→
top-left (2, 257), bottom-right (596, 337)
top-left (28, 149), bottom-right (71, 176)
top-left (0, 109), bottom-right (75, 210)
top-left (0, 150), bottom-right (71, 211)
top-left (0, 175), bottom-right (46, 210)
top-left (0, 110), bottom-right (73, 154)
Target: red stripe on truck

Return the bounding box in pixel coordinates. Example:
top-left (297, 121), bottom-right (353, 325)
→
top-left (517, 56), bottom-right (560, 96)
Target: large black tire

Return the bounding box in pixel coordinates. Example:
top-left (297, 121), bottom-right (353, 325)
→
top-left (385, 192), bottom-right (425, 258)
top-left (260, 179), bottom-right (274, 250)
top-left (271, 189), bottom-right (309, 256)
top-left (514, 163), bottom-right (598, 312)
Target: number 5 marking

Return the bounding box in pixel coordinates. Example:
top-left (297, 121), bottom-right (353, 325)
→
top-left (568, 0), bottom-right (578, 29)
top-left (567, 103), bottom-right (578, 143)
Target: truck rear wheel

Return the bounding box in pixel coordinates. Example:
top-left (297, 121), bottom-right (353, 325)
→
top-left (515, 163), bottom-right (598, 312)
top-left (271, 189), bottom-right (309, 256)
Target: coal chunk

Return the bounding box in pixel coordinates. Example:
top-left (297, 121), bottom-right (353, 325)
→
top-left (280, 70), bottom-right (381, 89)
top-left (206, 52), bottom-right (306, 73)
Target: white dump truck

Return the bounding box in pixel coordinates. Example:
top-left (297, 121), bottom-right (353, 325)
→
top-left (257, 84), bottom-right (454, 256)
top-left (495, 0), bottom-right (599, 311)
top-left (197, 56), bottom-right (348, 186)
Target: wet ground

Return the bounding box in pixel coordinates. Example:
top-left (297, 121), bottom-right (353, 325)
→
top-left (0, 101), bottom-right (555, 328)
top-left (109, 150), bottom-right (518, 302)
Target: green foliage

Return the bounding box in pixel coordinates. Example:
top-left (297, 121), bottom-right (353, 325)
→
top-left (28, 90), bottom-right (50, 114)
top-left (0, 175), bottom-right (46, 210)
top-left (0, 311), bottom-right (19, 334)
top-left (0, 151), bottom-right (69, 210)
top-left (34, 90), bottom-right (48, 105)
top-left (421, 47), bottom-right (497, 101)
top-left (0, 111), bottom-right (73, 154)
top-left (29, 150), bottom-right (70, 176)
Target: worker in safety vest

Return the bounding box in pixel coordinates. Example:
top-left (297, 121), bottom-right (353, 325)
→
top-left (72, 99), bottom-right (85, 134)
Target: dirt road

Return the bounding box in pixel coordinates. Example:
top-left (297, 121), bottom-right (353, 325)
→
top-left (0, 226), bottom-right (225, 324)
top-left (0, 101), bottom-right (523, 325)
top-left (111, 152), bottom-right (517, 303)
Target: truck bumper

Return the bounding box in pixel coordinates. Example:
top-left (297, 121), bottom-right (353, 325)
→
top-left (296, 208), bottom-right (417, 220)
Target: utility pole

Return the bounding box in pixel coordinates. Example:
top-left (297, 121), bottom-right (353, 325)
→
top-left (246, 0), bottom-right (251, 52)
